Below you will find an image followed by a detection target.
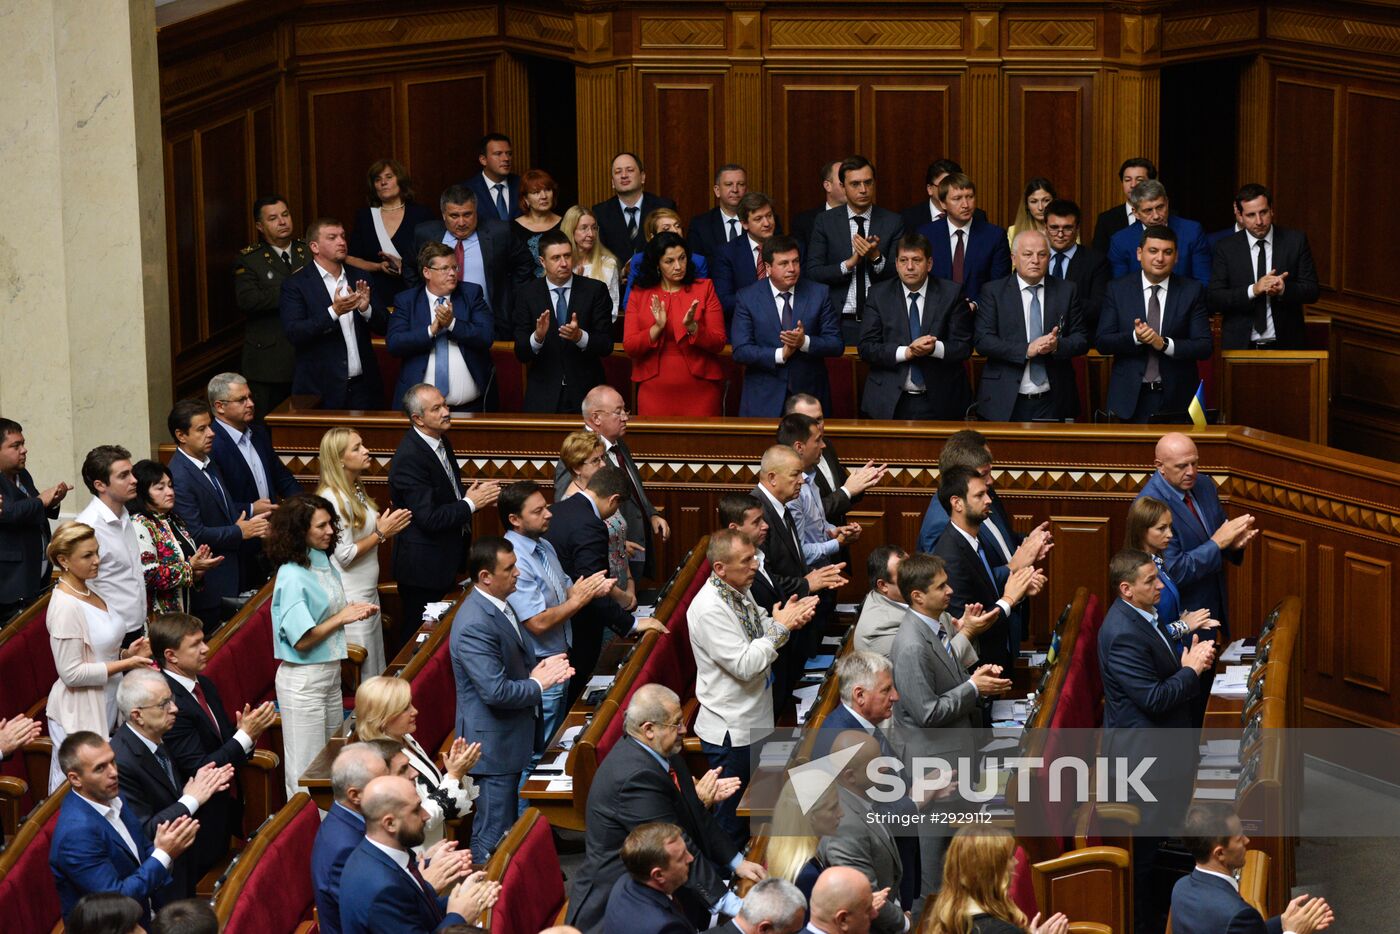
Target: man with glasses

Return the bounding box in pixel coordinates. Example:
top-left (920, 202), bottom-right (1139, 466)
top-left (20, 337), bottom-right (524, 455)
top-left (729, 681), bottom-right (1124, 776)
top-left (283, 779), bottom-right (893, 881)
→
top-left (387, 241), bottom-right (497, 412)
top-left (1043, 199), bottom-right (1110, 332)
top-left (110, 667), bottom-right (236, 897)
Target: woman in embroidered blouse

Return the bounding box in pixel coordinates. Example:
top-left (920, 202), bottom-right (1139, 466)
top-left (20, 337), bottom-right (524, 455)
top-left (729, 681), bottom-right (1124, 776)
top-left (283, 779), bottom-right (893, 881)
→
top-left (559, 431), bottom-right (636, 612)
top-left (562, 205), bottom-right (621, 318)
top-left (355, 675), bottom-right (479, 851)
top-left (45, 522), bottom-right (152, 790)
top-left (268, 494), bottom-right (377, 800)
top-left (130, 459), bottom-right (222, 616)
top-left (316, 428), bottom-right (412, 679)
top-left (1124, 496), bottom-right (1220, 655)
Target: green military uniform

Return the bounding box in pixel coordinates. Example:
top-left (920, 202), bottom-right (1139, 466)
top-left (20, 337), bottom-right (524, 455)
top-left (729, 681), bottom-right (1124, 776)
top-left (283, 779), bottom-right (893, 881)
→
top-left (233, 239), bottom-right (307, 418)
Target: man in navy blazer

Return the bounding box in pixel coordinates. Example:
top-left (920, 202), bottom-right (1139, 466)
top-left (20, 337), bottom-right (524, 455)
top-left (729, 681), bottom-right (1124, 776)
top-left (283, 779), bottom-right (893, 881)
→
top-left (731, 235), bottom-right (842, 418)
top-left (1172, 803), bottom-right (1334, 934)
top-left (460, 132), bottom-right (522, 223)
top-left (49, 732), bottom-right (198, 928)
top-left (278, 217), bottom-right (386, 410)
top-left (1138, 432), bottom-right (1257, 638)
top-left (974, 231), bottom-right (1088, 422)
top-left (710, 191), bottom-right (779, 320)
top-left (168, 400), bottom-right (269, 629)
top-left (311, 743), bottom-right (392, 934)
top-left (1096, 226), bottom-right (1213, 423)
top-left (451, 538), bottom-right (573, 864)
top-left (1107, 180), bottom-right (1212, 288)
top-left (687, 163), bottom-right (748, 262)
top-left (1044, 200), bottom-right (1111, 332)
top-left (0, 418), bottom-right (69, 619)
top-left (900, 158), bottom-right (990, 233)
top-left (388, 241), bottom-right (496, 412)
top-left (918, 173), bottom-right (1011, 310)
top-left (603, 822), bottom-right (700, 934)
top-left (339, 775), bottom-right (479, 934)
top-left (1091, 157), bottom-right (1156, 255)
top-left (591, 152), bottom-right (678, 267)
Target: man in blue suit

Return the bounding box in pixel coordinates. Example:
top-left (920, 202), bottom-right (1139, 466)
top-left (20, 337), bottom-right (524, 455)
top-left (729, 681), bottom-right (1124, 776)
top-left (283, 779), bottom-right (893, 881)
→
top-left (1172, 803), bottom-right (1334, 934)
top-left (603, 822), bottom-right (699, 934)
top-left (49, 731), bottom-right (198, 928)
top-left (918, 172), bottom-right (1011, 310)
top-left (1107, 180), bottom-right (1212, 288)
top-left (168, 400), bottom-right (270, 630)
top-left (688, 163), bottom-right (749, 263)
top-left (339, 775), bottom-right (483, 934)
top-left (450, 537), bottom-right (573, 864)
top-left (388, 241), bottom-right (496, 412)
top-left (460, 132), bottom-right (522, 223)
top-left (1138, 432), bottom-right (1257, 638)
top-left (311, 743), bottom-right (391, 934)
top-left (1097, 225), bottom-right (1214, 423)
top-left (730, 235), bottom-right (843, 417)
top-left (710, 191), bottom-right (779, 320)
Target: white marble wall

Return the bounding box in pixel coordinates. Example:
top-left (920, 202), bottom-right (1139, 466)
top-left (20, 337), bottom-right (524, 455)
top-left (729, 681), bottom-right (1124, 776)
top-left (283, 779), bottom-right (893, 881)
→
top-left (0, 0), bottom-right (171, 512)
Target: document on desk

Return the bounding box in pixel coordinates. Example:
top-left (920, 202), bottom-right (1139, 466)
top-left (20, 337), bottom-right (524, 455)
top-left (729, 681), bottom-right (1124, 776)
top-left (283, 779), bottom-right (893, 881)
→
top-left (835, 603), bottom-right (860, 614)
top-left (1203, 739), bottom-right (1242, 758)
top-left (793, 684), bottom-right (820, 723)
top-left (1197, 768), bottom-right (1239, 782)
top-left (545, 778), bottom-right (574, 792)
top-left (1219, 639), bottom-right (1256, 663)
top-left (990, 699), bottom-right (1028, 723)
top-left (585, 674), bottom-right (614, 691)
top-left (557, 724), bottom-right (585, 750)
top-left (1210, 665), bottom-right (1251, 698)
top-left (1195, 786), bottom-right (1237, 801)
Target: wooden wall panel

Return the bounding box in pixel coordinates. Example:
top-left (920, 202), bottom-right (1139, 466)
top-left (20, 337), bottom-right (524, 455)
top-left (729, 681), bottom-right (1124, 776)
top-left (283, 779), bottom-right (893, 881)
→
top-left (1341, 89), bottom-right (1400, 305)
top-left (253, 105), bottom-right (276, 197)
top-left (1005, 75), bottom-right (1093, 218)
top-left (1045, 516), bottom-right (1110, 645)
top-left (771, 79), bottom-right (859, 222)
top-left (1259, 531), bottom-right (1306, 620)
top-left (642, 75), bottom-right (725, 225)
top-left (403, 73), bottom-right (490, 212)
top-left (1341, 553), bottom-right (1392, 694)
top-left (199, 117), bottom-right (253, 342)
top-left (302, 84), bottom-right (395, 226)
top-left (870, 82), bottom-right (956, 212)
top-left (168, 136), bottom-right (199, 357)
top-left (1315, 543), bottom-right (1335, 679)
top-left (1270, 78), bottom-right (1337, 289)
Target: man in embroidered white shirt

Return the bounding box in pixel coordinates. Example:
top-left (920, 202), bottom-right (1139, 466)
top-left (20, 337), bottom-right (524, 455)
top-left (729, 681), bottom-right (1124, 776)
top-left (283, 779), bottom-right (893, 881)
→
top-left (76, 445), bottom-right (150, 645)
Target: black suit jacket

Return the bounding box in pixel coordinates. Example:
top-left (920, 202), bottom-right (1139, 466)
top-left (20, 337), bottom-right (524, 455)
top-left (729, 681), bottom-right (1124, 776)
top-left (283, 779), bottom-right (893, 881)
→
top-left (810, 443), bottom-right (856, 524)
top-left (932, 524), bottom-right (1014, 674)
top-left (1060, 244), bottom-right (1111, 332)
top-left (462, 171), bottom-right (523, 223)
top-left (110, 725), bottom-right (205, 897)
top-left (543, 493), bottom-right (634, 640)
top-left (512, 276), bottom-right (614, 413)
top-left (1208, 226), bottom-right (1318, 350)
top-left (687, 206), bottom-right (737, 262)
top-left (555, 437), bottom-right (658, 577)
top-left (591, 193), bottom-right (678, 269)
top-left (567, 737), bottom-right (740, 934)
top-left (278, 262), bottom-right (386, 408)
top-left (791, 204), bottom-right (833, 249)
top-left (161, 672), bottom-right (247, 871)
top-left (857, 275), bottom-right (973, 420)
top-left (807, 205), bottom-right (904, 315)
top-left (387, 429), bottom-right (473, 593)
top-left (899, 201), bottom-right (988, 235)
top-left (0, 467), bottom-right (57, 605)
top-left (1092, 203), bottom-right (1133, 255)
top-left (1097, 273), bottom-right (1212, 419)
top-left (750, 486), bottom-right (811, 598)
top-left (403, 219), bottom-right (530, 339)
top-left (973, 274), bottom-right (1088, 421)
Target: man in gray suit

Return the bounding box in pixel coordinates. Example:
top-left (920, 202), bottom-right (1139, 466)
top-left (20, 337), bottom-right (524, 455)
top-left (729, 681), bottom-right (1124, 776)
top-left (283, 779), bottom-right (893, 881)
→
top-left (817, 731), bottom-right (905, 934)
top-left (853, 545), bottom-right (907, 657)
top-left (889, 552), bottom-right (1009, 895)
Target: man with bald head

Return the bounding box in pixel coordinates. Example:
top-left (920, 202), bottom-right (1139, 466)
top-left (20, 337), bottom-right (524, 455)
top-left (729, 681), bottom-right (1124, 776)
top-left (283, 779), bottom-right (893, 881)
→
top-left (312, 742), bottom-right (391, 934)
top-left (808, 865), bottom-right (878, 934)
top-left (1138, 432), bottom-right (1256, 639)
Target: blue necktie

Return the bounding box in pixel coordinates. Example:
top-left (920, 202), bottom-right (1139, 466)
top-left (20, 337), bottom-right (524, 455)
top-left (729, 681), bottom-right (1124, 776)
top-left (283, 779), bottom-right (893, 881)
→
top-left (492, 183), bottom-right (508, 220)
top-left (1052, 253), bottom-right (1066, 279)
top-left (432, 296), bottom-right (451, 396)
top-left (907, 291), bottom-right (926, 390)
top-left (1026, 284), bottom-right (1048, 386)
top-left (203, 465), bottom-right (230, 517)
top-left (553, 286), bottom-right (569, 326)
top-left (539, 542), bottom-right (572, 647)
top-left (976, 542), bottom-right (997, 589)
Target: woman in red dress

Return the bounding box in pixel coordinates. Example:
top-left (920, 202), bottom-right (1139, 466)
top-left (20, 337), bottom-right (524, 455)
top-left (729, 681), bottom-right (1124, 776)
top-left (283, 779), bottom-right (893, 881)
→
top-left (623, 231), bottom-right (727, 417)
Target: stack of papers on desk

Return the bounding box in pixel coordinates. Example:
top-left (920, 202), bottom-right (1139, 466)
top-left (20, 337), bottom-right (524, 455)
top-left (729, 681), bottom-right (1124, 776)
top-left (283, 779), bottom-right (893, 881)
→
top-left (1027, 652), bottom-right (1049, 668)
top-left (545, 777), bottom-right (573, 792)
top-left (422, 601), bottom-right (453, 622)
top-left (991, 699), bottom-right (1029, 727)
top-left (822, 634), bottom-right (844, 647)
top-left (585, 674), bottom-right (614, 692)
top-left (633, 604), bottom-right (657, 619)
top-left (1195, 786), bottom-right (1237, 800)
top-left (1210, 666), bottom-right (1251, 698)
top-left (1219, 639), bottom-right (1257, 664)
top-left (793, 684), bottom-right (820, 723)
top-left (557, 725), bottom-right (584, 750)
top-left (835, 603), bottom-right (860, 615)
top-left (759, 741), bottom-right (797, 768)
top-left (534, 750), bottom-right (568, 774)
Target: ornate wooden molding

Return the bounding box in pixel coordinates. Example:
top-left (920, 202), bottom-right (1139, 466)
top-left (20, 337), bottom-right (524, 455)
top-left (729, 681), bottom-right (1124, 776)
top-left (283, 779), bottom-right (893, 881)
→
top-left (1006, 18), bottom-right (1097, 51)
top-left (639, 17), bottom-right (726, 50)
top-left (293, 8), bottom-right (498, 56)
top-left (767, 16), bottom-right (962, 51)
top-left (1268, 8), bottom-right (1400, 57)
top-left (159, 34), bottom-right (277, 104)
top-left (503, 6), bottom-right (574, 49)
top-left (1162, 9), bottom-right (1259, 52)
top-left (732, 11), bottom-right (761, 54)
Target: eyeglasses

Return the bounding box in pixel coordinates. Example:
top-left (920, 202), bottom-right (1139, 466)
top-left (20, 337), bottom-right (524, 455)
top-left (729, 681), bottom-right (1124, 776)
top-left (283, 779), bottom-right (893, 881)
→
top-left (1045, 224), bottom-right (1077, 234)
top-left (584, 455), bottom-right (607, 467)
top-left (137, 696), bottom-right (177, 710)
top-left (427, 264), bottom-right (459, 273)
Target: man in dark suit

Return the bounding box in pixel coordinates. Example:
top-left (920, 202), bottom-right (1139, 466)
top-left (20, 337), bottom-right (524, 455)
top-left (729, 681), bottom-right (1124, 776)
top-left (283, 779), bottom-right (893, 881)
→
top-left (278, 217), bottom-right (386, 409)
top-left (460, 132), bottom-right (522, 223)
top-left (900, 158), bottom-right (989, 233)
top-left (339, 775), bottom-right (478, 934)
top-left (388, 241), bottom-right (496, 412)
top-left (603, 822), bottom-right (701, 934)
top-left (388, 384), bottom-right (499, 636)
top-left (592, 152), bottom-right (678, 266)
top-left (110, 668), bottom-right (235, 897)
top-left (149, 613), bottom-right (276, 871)
top-left (1044, 199), bottom-right (1111, 332)
top-left (707, 877), bottom-right (808, 934)
top-left (974, 230), bottom-right (1088, 421)
top-left (807, 155), bottom-right (904, 344)
top-left (451, 537), bottom-right (573, 864)
top-left (49, 731), bottom-right (198, 928)
top-left (1091, 157), bottom-right (1156, 254)
top-left (790, 159), bottom-right (846, 249)
top-left (312, 744), bottom-right (391, 934)
top-left (717, 492), bottom-right (845, 633)
top-left (0, 418), bottom-right (69, 620)
top-left (1172, 803), bottom-right (1334, 934)
top-left (918, 173), bottom-right (1011, 311)
top-left (513, 230), bottom-right (615, 414)
top-left (1208, 183), bottom-right (1319, 350)
top-left (783, 394), bottom-right (885, 524)
top-left (931, 465), bottom-right (1046, 674)
top-left (711, 191), bottom-right (779, 320)
top-left (1107, 180), bottom-right (1212, 289)
top-left (567, 684), bottom-right (765, 933)
top-left (234, 195), bottom-right (306, 417)
top-left (731, 235), bottom-right (843, 417)
top-left (168, 400), bottom-right (270, 629)
top-left (858, 232), bottom-right (972, 420)
top-left (1138, 432), bottom-right (1257, 636)
top-left (688, 163), bottom-right (748, 262)
top-left (545, 467), bottom-right (664, 703)
top-left (404, 185), bottom-right (530, 340)
top-left (1097, 225), bottom-right (1214, 423)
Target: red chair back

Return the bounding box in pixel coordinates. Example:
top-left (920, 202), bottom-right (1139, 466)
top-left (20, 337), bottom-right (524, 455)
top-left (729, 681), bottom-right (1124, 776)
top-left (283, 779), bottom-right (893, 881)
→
top-left (205, 601), bottom-right (278, 727)
top-left (0, 786), bottom-right (67, 934)
top-left (0, 596), bottom-right (56, 719)
top-left (1049, 594), bottom-right (1104, 730)
top-left (824, 355), bottom-right (858, 419)
top-left (407, 639), bottom-right (455, 755)
top-left (491, 346), bottom-right (525, 412)
top-left (484, 809), bottom-right (566, 934)
top-left (220, 793), bottom-right (321, 933)
top-left (1010, 845), bottom-right (1039, 921)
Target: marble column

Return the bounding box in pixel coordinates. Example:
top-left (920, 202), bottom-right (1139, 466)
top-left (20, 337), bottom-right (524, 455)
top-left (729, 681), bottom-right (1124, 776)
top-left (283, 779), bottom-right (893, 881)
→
top-left (0, 0), bottom-right (172, 508)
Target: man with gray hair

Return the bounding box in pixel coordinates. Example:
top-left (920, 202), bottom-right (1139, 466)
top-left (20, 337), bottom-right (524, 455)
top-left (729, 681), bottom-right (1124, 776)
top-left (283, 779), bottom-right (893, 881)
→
top-left (568, 683), bottom-right (766, 933)
top-left (110, 667), bottom-right (236, 897)
top-left (312, 743), bottom-right (392, 934)
top-left (711, 877), bottom-right (808, 934)
top-left (1108, 178), bottom-right (1211, 287)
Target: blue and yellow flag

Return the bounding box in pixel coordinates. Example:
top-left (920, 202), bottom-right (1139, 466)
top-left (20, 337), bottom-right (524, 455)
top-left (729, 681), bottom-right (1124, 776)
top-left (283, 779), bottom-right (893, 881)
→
top-left (1188, 380), bottom-right (1208, 428)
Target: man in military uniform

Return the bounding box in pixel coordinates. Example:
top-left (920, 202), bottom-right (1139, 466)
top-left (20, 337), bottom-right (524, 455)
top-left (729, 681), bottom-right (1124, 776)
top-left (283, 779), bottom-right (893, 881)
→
top-left (234, 195), bottom-right (306, 419)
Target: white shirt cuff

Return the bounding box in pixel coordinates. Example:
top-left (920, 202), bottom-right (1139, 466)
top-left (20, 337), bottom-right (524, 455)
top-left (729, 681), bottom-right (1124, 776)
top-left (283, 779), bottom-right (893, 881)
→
top-left (1163, 337), bottom-right (1175, 357)
top-left (576, 331), bottom-right (589, 350)
top-left (932, 340), bottom-right (945, 359)
top-left (896, 346), bottom-right (909, 363)
top-left (465, 498), bottom-right (476, 514)
top-left (152, 848), bottom-right (173, 869)
top-left (800, 335), bottom-right (811, 352)
top-left (326, 306), bottom-right (338, 320)
top-left (178, 794), bottom-right (201, 815)
top-left (529, 333), bottom-right (544, 353)
top-left (1247, 283), bottom-right (1258, 299)
top-left (774, 347), bottom-right (785, 365)
top-left (996, 599), bottom-right (1013, 618)
top-left (234, 729), bottom-right (254, 754)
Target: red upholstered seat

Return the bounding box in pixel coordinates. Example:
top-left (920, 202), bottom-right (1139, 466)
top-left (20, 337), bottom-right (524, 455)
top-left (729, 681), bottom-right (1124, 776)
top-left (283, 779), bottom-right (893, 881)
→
top-left (486, 810), bottom-right (566, 934)
top-left (408, 638), bottom-right (455, 756)
top-left (1010, 845), bottom-right (1039, 922)
top-left (0, 787), bottom-right (66, 934)
top-left (824, 356), bottom-right (857, 419)
top-left (492, 346), bottom-right (525, 413)
top-left (205, 601), bottom-right (278, 746)
top-left (1049, 594), bottom-right (1104, 730)
top-left (222, 794), bottom-right (322, 934)
top-left (0, 598), bottom-right (57, 719)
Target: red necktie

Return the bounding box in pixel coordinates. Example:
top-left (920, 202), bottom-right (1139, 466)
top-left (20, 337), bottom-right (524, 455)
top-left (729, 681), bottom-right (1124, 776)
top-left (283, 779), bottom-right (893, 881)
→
top-left (192, 682), bottom-right (222, 737)
top-left (454, 238), bottom-right (465, 278)
top-left (1183, 492), bottom-right (1206, 531)
top-left (668, 767), bottom-right (682, 792)
top-left (409, 855), bottom-right (445, 922)
top-left (952, 229), bottom-right (966, 283)
top-left (755, 246), bottom-right (768, 280)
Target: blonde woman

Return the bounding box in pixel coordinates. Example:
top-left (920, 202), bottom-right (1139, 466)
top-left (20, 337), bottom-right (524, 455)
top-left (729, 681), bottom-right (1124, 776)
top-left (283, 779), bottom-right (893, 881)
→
top-left (355, 675), bottom-right (479, 850)
top-left (921, 827), bottom-right (1068, 934)
top-left (766, 773), bottom-right (844, 901)
top-left (1006, 178), bottom-right (1057, 246)
top-left (563, 205), bottom-right (620, 317)
top-left (559, 430), bottom-right (635, 610)
top-left (620, 207), bottom-right (710, 310)
top-left (316, 428), bottom-right (412, 677)
top-left (45, 522), bottom-right (152, 790)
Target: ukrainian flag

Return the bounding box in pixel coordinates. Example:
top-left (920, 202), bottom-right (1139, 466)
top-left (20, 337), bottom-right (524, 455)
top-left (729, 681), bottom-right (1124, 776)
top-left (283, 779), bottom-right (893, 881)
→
top-left (1188, 380), bottom-right (1208, 428)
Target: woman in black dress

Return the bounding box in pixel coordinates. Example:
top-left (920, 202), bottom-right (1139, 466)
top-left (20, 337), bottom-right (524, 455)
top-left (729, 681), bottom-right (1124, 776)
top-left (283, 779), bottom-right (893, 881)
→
top-left (511, 168), bottom-right (562, 276)
top-left (346, 158), bottom-right (433, 309)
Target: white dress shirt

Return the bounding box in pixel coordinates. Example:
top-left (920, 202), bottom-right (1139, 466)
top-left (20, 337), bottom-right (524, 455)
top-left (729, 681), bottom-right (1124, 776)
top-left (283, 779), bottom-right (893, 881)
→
top-left (215, 418), bottom-right (270, 501)
top-left (76, 792), bottom-right (172, 868)
top-left (688, 579), bottom-right (787, 747)
top-left (1014, 275), bottom-right (1051, 394)
top-left (165, 669), bottom-right (255, 753)
top-left (440, 230), bottom-right (487, 301)
top-left (769, 281), bottom-right (811, 363)
top-left (423, 288), bottom-right (479, 406)
top-left (892, 277), bottom-right (946, 387)
top-left (948, 218), bottom-right (972, 256)
top-left (529, 276), bottom-right (589, 352)
top-left (951, 521), bottom-right (1013, 620)
top-left (1244, 227), bottom-right (1276, 341)
top-left (75, 497), bottom-right (146, 634)
top-left (1133, 272), bottom-right (1177, 358)
top-left (840, 207), bottom-right (886, 316)
top-left (315, 261), bottom-right (371, 378)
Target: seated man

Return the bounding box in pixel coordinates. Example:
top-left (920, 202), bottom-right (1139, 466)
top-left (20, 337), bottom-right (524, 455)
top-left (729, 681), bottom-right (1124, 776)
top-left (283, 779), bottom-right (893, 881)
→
top-left (602, 822), bottom-right (699, 934)
top-left (710, 877), bottom-right (807, 934)
top-left (852, 545), bottom-right (908, 656)
top-left (49, 731), bottom-right (199, 928)
top-left (311, 743), bottom-right (392, 934)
